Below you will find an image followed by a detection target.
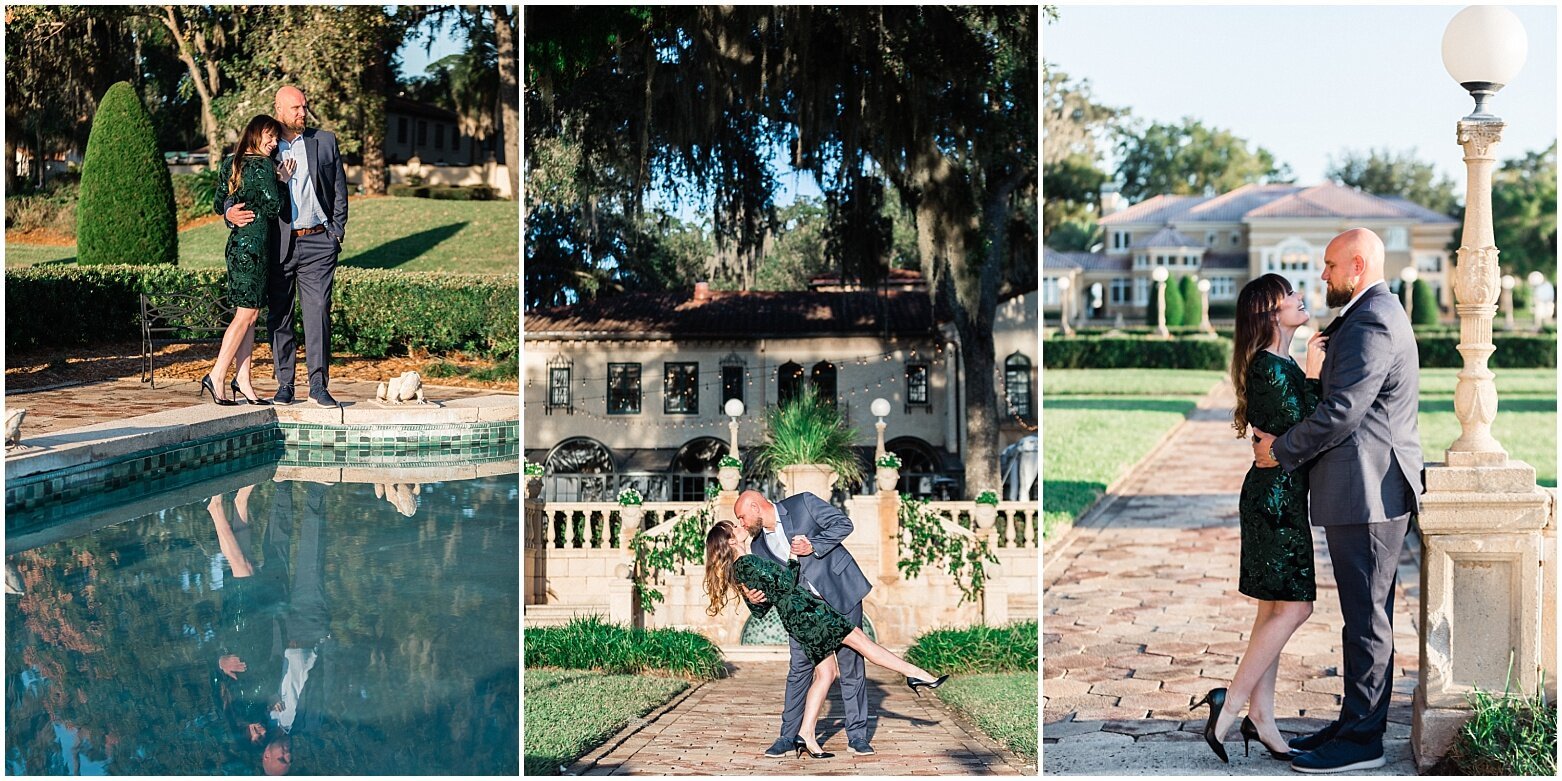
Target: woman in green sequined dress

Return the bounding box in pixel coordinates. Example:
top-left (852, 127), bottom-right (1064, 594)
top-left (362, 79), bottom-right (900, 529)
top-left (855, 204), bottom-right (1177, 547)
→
top-left (203, 114), bottom-right (287, 406)
top-left (1194, 273), bottom-right (1329, 764)
top-left (704, 520), bottom-right (947, 759)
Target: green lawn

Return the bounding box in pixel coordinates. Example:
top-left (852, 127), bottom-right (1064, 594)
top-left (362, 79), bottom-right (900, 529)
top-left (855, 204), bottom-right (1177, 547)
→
top-left (1419, 368), bottom-right (1556, 486)
top-left (1042, 369), bottom-right (1222, 540)
top-left (5, 196), bottom-right (518, 274)
top-left (523, 668), bottom-right (689, 776)
top-left (934, 672), bottom-right (1038, 764)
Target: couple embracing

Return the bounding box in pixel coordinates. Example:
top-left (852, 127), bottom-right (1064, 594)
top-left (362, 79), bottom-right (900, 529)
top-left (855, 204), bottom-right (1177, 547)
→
top-left (1199, 228), bottom-right (1422, 774)
top-left (203, 85), bottom-right (347, 409)
top-left (702, 490), bottom-right (949, 760)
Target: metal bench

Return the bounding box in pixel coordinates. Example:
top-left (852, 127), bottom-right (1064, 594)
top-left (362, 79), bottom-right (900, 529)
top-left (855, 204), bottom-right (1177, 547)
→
top-left (138, 292), bottom-right (263, 388)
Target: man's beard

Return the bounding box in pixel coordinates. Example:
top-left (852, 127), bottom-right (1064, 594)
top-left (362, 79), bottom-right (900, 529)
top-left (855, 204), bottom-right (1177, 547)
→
top-left (282, 118), bottom-right (305, 137)
top-left (1326, 280), bottom-right (1356, 308)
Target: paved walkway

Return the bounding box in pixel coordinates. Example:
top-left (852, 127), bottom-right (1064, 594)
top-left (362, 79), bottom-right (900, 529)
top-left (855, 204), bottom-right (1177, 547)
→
top-left (1042, 381), bottom-right (1421, 775)
top-left (569, 660), bottom-right (1033, 775)
top-left (6, 377), bottom-right (496, 437)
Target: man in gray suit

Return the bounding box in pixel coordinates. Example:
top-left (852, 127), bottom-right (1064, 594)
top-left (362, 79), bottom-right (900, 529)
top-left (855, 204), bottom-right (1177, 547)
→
top-left (223, 86), bottom-right (349, 407)
top-left (734, 489), bottom-right (876, 758)
top-left (1253, 228), bottom-right (1422, 774)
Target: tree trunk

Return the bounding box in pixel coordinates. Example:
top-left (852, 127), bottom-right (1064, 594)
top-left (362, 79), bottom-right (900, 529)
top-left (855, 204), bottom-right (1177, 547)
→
top-left (159, 6), bottom-right (223, 169)
top-left (360, 55), bottom-right (389, 195)
top-left (487, 4), bottom-right (520, 200)
top-left (4, 135), bottom-right (17, 194)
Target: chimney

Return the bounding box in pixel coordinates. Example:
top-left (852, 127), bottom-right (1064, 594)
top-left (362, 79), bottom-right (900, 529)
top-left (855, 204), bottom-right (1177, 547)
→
top-left (1100, 184), bottom-right (1127, 218)
top-left (693, 281), bottom-right (711, 302)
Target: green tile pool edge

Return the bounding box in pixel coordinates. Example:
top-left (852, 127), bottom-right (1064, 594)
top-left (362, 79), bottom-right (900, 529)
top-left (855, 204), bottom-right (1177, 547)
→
top-left (6, 419), bottom-right (520, 515)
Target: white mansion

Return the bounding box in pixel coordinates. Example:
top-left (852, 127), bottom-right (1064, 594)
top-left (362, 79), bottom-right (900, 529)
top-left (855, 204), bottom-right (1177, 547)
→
top-left (523, 272), bottom-right (1038, 503)
top-left (1044, 182), bottom-right (1460, 322)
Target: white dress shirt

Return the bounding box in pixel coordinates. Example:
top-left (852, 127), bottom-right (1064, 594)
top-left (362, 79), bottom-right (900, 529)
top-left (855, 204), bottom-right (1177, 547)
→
top-left (277, 133), bottom-right (327, 230)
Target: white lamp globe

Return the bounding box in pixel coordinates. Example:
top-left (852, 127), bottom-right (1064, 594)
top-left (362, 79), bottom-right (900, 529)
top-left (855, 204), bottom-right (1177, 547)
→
top-left (724, 398), bottom-right (745, 417)
top-left (871, 398), bottom-right (891, 418)
top-left (1401, 266), bottom-right (1419, 284)
top-left (1442, 6), bottom-right (1528, 87)
top-left (1152, 266), bottom-right (1169, 283)
top-left (1056, 275), bottom-right (1072, 290)
top-left (1528, 271), bottom-right (1545, 286)
top-left (1197, 278), bottom-right (1211, 292)
top-left (1501, 274), bottom-right (1515, 290)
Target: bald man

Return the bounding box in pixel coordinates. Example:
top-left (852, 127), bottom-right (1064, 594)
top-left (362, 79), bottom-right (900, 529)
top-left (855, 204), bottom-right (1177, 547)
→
top-left (1252, 228), bottom-right (1421, 774)
top-left (221, 86), bottom-right (350, 407)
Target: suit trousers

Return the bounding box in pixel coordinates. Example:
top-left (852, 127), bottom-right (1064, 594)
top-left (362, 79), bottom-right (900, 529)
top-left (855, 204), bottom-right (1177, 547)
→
top-left (1322, 514), bottom-right (1410, 750)
top-left (779, 601), bottom-right (867, 743)
top-left (268, 231), bottom-right (339, 391)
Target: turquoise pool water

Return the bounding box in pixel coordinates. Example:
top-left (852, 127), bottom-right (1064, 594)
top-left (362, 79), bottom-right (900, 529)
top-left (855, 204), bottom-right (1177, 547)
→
top-left (5, 468), bottom-right (518, 775)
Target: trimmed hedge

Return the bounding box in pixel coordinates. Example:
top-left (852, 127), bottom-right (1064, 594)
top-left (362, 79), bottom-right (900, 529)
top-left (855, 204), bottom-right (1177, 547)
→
top-left (1044, 335), bottom-right (1233, 370)
top-left (1044, 332), bottom-right (1553, 370)
top-left (387, 184), bottom-right (498, 201)
top-left (77, 82), bottom-right (178, 266)
top-left (5, 264), bottom-right (518, 359)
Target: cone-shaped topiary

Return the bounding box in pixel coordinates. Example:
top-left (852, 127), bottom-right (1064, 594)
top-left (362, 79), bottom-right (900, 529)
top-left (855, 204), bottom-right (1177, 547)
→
top-left (1178, 274), bottom-right (1203, 326)
top-left (77, 81), bottom-right (178, 265)
top-left (1162, 274), bottom-right (1184, 328)
top-left (1412, 278), bottom-right (1440, 326)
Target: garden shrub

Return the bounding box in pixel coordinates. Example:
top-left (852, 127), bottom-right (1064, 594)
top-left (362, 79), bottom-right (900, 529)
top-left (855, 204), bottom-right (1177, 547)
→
top-left (4, 264), bottom-right (518, 359)
top-left (387, 183), bottom-right (497, 201)
top-left (1178, 275), bottom-right (1202, 326)
top-left (171, 168), bottom-right (224, 225)
top-left (1412, 279), bottom-right (1440, 326)
top-left (76, 81), bottom-right (177, 265)
top-left (1417, 334), bottom-right (1555, 369)
top-left (523, 615), bottom-right (725, 680)
top-left (4, 179), bottom-right (79, 234)
top-left (1044, 335), bottom-right (1232, 370)
top-left (905, 620), bottom-right (1038, 674)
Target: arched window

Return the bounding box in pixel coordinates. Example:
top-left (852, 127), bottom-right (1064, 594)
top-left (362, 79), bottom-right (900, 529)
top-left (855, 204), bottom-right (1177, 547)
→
top-left (669, 437), bottom-right (731, 501)
top-left (885, 436), bottom-right (947, 498)
top-left (810, 361), bottom-right (837, 406)
top-left (777, 361), bottom-right (804, 406)
top-left (544, 438), bottom-right (616, 501)
top-left (1004, 353), bottom-right (1033, 419)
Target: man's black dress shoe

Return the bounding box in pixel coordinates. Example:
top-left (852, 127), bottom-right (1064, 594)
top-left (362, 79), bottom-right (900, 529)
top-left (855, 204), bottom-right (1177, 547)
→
top-left (309, 387), bottom-right (339, 407)
top-left (764, 738), bottom-right (794, 758)
top-left (273, 385), bottom-right (295, 405)
top-left (848, 739), bottom-right (875, 756)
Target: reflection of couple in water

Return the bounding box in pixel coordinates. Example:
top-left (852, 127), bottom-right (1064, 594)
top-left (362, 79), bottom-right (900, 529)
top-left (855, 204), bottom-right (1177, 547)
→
top-left (206, 479), bottom-right (329, 775)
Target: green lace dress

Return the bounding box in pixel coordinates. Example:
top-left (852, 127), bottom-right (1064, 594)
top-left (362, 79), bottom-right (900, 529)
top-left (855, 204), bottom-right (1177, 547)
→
top-left (1238, 351), bottom-right (1322, 602)
top-left (735, 554), bottom-right (854, 664)
top-left (215, 154), bottom-right (281, 309)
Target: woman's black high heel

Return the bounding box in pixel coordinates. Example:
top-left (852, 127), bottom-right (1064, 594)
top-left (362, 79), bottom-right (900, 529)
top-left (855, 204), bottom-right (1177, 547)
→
top-left (201, 376), bottom-right (239, 406)
top-left (1241, 716), bottom-right (1298, 760)
top-left (231, 380), bottom-right (273, 406)
top-left (794, 738), bottom-right (833, 759)
top-left (906, 674), bottom-right (950, 696)
top-left (1191, 687), bottom-right (1229, 763)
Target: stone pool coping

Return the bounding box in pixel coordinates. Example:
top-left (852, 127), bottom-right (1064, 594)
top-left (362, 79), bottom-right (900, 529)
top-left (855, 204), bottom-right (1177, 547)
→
top-left (5, 395), bottom-right (518, 483)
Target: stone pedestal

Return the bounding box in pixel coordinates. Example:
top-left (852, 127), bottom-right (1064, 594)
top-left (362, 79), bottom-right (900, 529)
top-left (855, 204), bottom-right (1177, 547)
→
top-left (524, 499), bottom-right (547, 605)
top-left (1411, 460), bottom-right (1550, 770)
top-left (608, 562), bottom-right (636, 628)
top-left (715, 489), bottom-right (739, 523)
top-left (878, 490), bottom-right (901, 584)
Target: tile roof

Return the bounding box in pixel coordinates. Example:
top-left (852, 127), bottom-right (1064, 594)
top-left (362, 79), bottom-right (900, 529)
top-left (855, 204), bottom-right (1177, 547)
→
top-left (1181, 184), bottom-right (1302, 222)
top-left (1099, 194), bottom-right (1204, 226)
top-left (1246, 182), bottom-right (1408, 219)
top-left (1378, 196), bottom-right (1459, 224)
top-left (1202, 252), bottom-right (1250, 269)
top-left (524, 288), bottom-right (936, 339)
top-left (1043, 248), bottom-right (1130, 271)
top-left (1133, 226), bottom-right (1204, 249)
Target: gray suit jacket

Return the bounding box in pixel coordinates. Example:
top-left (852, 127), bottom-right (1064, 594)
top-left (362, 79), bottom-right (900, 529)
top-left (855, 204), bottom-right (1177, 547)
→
top-left (747, 492), bottom-right (872, 613)
top-left (216, 127), bottom-right (349, 259)
top-left (1273, 283), bottom-right (1423, 526)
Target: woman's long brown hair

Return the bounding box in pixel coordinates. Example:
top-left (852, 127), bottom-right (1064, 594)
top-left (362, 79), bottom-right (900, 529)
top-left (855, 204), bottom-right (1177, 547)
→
top-left (227, 114), bottom-right (286, 196)
top-left (1231, 273), bottom-right (1294, 437)
top-left (703, 520), bottom-right (744, 617)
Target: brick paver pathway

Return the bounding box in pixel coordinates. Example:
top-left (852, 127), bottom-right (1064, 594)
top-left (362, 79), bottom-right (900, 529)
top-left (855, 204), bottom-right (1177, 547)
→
top-left (1042, 381), bottom-right (1421, 775)
top-left (571, 660), bottom-right (1033, 775)
top-left (6, 378), bottom-right (496, 437)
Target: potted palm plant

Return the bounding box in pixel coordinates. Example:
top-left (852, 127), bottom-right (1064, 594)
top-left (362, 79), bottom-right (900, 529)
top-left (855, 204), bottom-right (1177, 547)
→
top-left (758, 388), bottom-right (866, 500)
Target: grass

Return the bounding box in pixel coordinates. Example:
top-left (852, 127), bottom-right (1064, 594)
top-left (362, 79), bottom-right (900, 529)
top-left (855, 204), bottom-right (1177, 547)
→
top-left (1418, 368), bottom-right (1556, 486)
top-left (933, 672), bottom-right (1038, 763)
top-left (1441, 680), bottom-right (1557, 775)
top-left (522, 615), bottom-right (726, 680)
top-left (5, 196), bottom-right (518, 274)
top-left (1042, 369), bottom-right (1220, 540)
top-left (905, 620), bottom-right (1038, 674)
top-left (523, 668), bottom-right (689, 776)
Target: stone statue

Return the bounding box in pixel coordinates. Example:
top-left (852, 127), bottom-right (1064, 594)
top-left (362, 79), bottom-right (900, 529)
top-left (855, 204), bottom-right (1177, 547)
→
top-left (376, 372), bottom-right (426, 404)
top-left (5, 409), bottom-right (25, 448)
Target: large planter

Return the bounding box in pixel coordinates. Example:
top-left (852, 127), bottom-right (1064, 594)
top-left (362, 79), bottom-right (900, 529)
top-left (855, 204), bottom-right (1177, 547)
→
top-left (525, 476), bottom-right (542, 500)
top-left (972, 504), bottom-right (999, 530)
top-left (776, 464), bottom-right (838, 501)
top-left (718, 465), bottom-right (741, 492)
top-left (876, 466), bottom-right (900, 493)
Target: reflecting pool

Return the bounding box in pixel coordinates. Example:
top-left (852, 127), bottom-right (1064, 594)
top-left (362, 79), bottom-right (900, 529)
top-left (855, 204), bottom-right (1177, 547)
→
top-left (6, 469), bottom-right (519, 775)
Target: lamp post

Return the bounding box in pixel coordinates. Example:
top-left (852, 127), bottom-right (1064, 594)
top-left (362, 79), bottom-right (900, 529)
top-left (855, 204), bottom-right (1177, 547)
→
top-left (1527, 270), bottom-right (1553, 330)
top-left (1197, 278), bottom-right (1214, 335)
top-left (1056, 275), bottom-right (1074, 337)
top-left (1500, 274), bottom-right (1515, 330)
top-left (1439, 4), bottom-right (1528, 463)
top-left (724, 398), bottom-right (745, 461)
top-left (1152, 266), bottom-right (1170, 339)
top-left (1401, 265), bottom-right (1420, 324)
top-left (870, 397), bottom-right (891, 461)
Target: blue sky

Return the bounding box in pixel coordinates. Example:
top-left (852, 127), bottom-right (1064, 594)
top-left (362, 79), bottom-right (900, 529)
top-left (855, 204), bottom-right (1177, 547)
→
top-left (1044, 3), bottom-right (1558, 198)
top-left (399, 15), bottom-right (466, 79)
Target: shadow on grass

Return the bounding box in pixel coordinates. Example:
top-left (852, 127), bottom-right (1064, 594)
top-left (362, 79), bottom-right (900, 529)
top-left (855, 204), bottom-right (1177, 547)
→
top-left (341, 221), bottom-right (468, 269)
top-left (1041, 398), bottom-right (1199, 415)
top-left (1419, 397), bottom-right (1558, 414)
